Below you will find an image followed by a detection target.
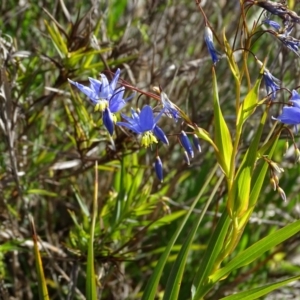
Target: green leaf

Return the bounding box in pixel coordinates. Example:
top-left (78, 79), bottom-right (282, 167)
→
top-left (210, 220), bottom-right (300, 283)
top-left (191, 211), bottom-right (231, 300)
top-left (221, 275), bottom-right (300, 300)
top-left (212, 67), bottom-right (233, 177)
top-left (142, 164), bottom-right (219, 300)
top-left (30, 216), bottom-right (49, 300)
top-left (44, 20), bottom-right (68, 58)
top-left (86, 163), bottom-right (98, 300)
top-left (27, 189), bottom-right (57, 197)
top-left (163, 173), bottom-right (224, 300)
top-left (223, 32), bottom-right (239, 80)
top-left (237, 77), bottom-right (261, 127)
top-left (228, 107), bottom-right (269, 217)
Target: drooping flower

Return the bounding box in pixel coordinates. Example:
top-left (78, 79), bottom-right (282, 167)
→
top-left (272, 106), bottom-right (300, 125)
top-left (262, 19), bottom-right (281, 31)
top-left (160, 92), bottom-right (181, 121)
top-left (263, 69), bottom-right (280, 100)
top-left (68, 69), bottom-right (121, 104)
top-left (277, 34), bottom-right (300, 57)
top-left (68, 69), bottom-right (134, 135)
top-left (117, 105), bottom-right (169, 147)
top-left (204, 26), bottom-right (220, 65)
top-left (257, 60), bottom-right (280, 100)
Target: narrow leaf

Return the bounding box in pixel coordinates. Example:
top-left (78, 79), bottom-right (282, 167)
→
top-left (221, 275), bottom-right (300, 300)
top-left (210, 220), bottom-right (300, 283)
top-left (29, 216), bottom-right (49, 300)
top-left (142, 164), bottom-right (219, 300)
top-left (212, 67), bottom-right (233, 177)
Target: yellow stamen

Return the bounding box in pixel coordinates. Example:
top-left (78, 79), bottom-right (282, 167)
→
top-left (141, 131), bottom-right (158, 148)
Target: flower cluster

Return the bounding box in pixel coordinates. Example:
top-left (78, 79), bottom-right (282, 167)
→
top-left (68, 69), bottom-right (201, 182)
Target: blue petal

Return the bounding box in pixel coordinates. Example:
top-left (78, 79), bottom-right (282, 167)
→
top-left (262, 19), bottom-right (281, 31)
top-left (103, 108), bottom-right (114, 135)
top-left (116, 121), bottom-right (141, 133)
top-left (273, 106), bottom-right (300, 125)
top-left (88, 77), bottom-right (102, 94)
top-left (109, 69), bottom-right (120, 91)
top-left (68, 79), bottom-right (99, 103)
top-left (131, 108), bottom-right (140, 123)
top-left (263, 70), bottom-right (280, 99)
top-left (290, 90), bottom-right (300, 108)
top-left (204, 26), bottom-right (220, 65)
top-left (109, 90), bottom-right (126, 113)
top-left (139, 105), bottom-right (155, 131)
top-left (120, 113), bottom-right (136, 125)
top-left (153, 125), bottom-right (169, 145)
top-left (161, 92), bottom-right (180, 121)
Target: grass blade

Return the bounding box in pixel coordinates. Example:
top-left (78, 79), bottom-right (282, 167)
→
top-left (29, 216), bottom-right (49, 300)
top-left (86, 161), bottom-right (98, 300)
top-left (221, 274), bottom-right (300, 300)
top-left (142, 164), bottom-right (219, 300)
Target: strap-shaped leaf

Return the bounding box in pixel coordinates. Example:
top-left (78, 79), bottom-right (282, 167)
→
top-left (212, 67), bottom-right (233, 177)
top-left (210, 220), bottom-right (300, 283)
top-left (220, 275), bottom-right (300, 300)
top-left (237, 78), bottom-right (261, 128)
top-left (163, 173), bottom-right (224, 300)
top-left (142, 165), bottom-right (219, 300)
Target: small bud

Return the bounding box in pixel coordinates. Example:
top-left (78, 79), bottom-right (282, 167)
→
top-left (277, 187), bottom-right (287, 202)
top-left (155, 156), bottom-right (163, 182)
top-left (192, 134), bottom-right (202, 152)
top-left (204, 26), bottom-right (220, 65)
top-left (295, 148), bottom-right (300, 162)
top-left (183, 151), bottom-right (190, 165)
top-left (270, 178), bottom-right (276, 191)
top-left (273, 175), bottom-right (279, 185)
top-left (284, 140), bottom-right (289, 155)
top-left (153, 125), bottom-right (169, 145)
top-left (270, 161), bottom-right (284, 173)
top-left (180, 131), bottom-right (194, 158)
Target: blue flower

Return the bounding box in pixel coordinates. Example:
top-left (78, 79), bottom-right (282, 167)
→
top-left (68, 69), bottom-right (133, 135)
top-left (204, 26), bottom-right (220, 65)
top-left (272, 106), bottom-right (300, 125)
top-left (263, 69), bottom-right (280, 100)
top-left (277, 34), bottom-right (300, 57)
top-left (68, 69), bottom-right (120, 104)
top-left (289, 89), bottom-right (300, 108)
top-left (262, 19), bottom-right (281, 31)
top-left (160, 92), bottom-right (181, 121)
top-left (117, 105), bottom-right (169, 147)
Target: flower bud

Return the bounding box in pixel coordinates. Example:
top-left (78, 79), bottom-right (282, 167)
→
top-left (155, 156), bottom-right (163, 182)
top-left (183, 151), bottom-right (190, 165)
top-left (204, 26), bottom-right (220, 65)
top-left (277, 187), bottom-right (287, 202)
top-left (180, 131), bottom-right (194, 158)
top-left (270, 178), bottom-right (276, 191)
top-left (192, 134), bottom-right (201, 152)
top-left (103, 108), bottom-right (114, 135)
